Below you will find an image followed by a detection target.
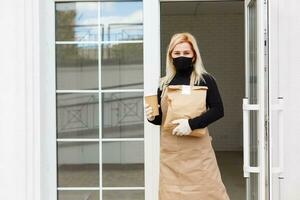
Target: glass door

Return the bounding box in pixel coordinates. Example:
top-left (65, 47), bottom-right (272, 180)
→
top-left (243, 0), bottom-right (268, 199)
top-left (55, 1), bottom-right (146, 200)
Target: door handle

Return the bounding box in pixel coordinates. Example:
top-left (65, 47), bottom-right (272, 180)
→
top-left (243, 98), bottom-right (260, 178)
top-left (272, 97), bottom-right (284, 178)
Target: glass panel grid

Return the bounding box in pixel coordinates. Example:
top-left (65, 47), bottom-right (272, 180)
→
top-left (55, 1), bottom-right (144, 200)
top-left (248, 0), bottom-right (258, 165)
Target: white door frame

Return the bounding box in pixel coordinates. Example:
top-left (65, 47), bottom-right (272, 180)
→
top-left (143, 0), bottom-right (161, 200)
top-left (243, 0), bottom-right (267, 200)
top-left (158, 0), bottom-right (269, 199)
top-left (37, 0), bottom-right (272, 200)
top-left (40, 0), bottom-right (57, 199)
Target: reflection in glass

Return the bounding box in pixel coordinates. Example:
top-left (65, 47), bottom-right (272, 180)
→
top-left (248, 0), bottom-right (258, 168)
top-left (100, 2), bottom-right (143, 41)
top-left (248, 173), bottom-right (259, 200)
top-left (56, 44), bottom-right (98, 90)
top-left (102, 141), bottom-right (144, 187)
top-left (58, 191), bottom-right (99, 200)
top-left (101, 43), bottom-right (143, 90)
top-left (55, 2), bottom-right (98, 41)
top-left (57, 142), bottom-right (99, 187)
top-left (102, 92), bottom-right (144, 138)
top-left (57, 93), bottom-right (99, 139)
top-left (103, 190), bottom-right (144, 200)
top-left (249, 110), bottom-right (258, 166)
top-left (247, 1), bottom-right (259, 200)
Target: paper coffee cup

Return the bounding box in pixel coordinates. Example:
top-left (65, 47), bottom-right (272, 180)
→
top-left (145, 95), bottom-right (159, 116)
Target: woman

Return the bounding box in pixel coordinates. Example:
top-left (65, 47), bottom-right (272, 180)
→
top-left (145, 32), bottom-right (230, 200)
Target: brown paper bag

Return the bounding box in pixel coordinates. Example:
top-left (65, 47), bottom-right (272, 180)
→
top-left (163, 85), bottom-right (209, 137)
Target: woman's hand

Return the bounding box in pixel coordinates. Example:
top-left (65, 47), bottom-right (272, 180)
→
top-left (171, 119), bottom-right (192, 136)
top-left (145, 103), bottom-right (156, 121)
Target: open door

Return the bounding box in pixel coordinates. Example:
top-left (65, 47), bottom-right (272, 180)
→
top-left (243, 0), bottom-right (268, 199)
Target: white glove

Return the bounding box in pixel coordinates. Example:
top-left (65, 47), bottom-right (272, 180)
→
top-left (171, 119), bottom-right (192, 136)
top-left (145, 103), bottom-right (159, 121)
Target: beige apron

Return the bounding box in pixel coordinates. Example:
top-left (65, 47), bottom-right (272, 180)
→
top-left (159, 73), bottom-right (230, 200)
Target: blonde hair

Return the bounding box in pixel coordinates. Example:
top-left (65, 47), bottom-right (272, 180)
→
top-left (159, 32), bottom-right (210, 97)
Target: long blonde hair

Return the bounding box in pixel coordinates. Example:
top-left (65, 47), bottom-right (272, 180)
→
top-left (159, 32), bottom-right (209, 97)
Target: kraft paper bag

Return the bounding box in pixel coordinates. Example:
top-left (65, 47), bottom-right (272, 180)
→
top-left (163, 85), bottom-right (209, 137)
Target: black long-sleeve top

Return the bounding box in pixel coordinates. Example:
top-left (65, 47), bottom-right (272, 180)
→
top-left (147, 71), bottom-right (224, 130)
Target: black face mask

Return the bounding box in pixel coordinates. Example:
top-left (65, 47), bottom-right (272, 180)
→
top-left (172, 56), bottom-right (193, 73)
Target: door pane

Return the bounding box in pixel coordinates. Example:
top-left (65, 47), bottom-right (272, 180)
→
top-left (102, 92), bottom-right (144, 138)
top-left (101, 43), bottom-right (143, 90)
top-left (248, 0), bottom-right (257, 105)
top-left (102, 141), bottom-right (144, 187)
top-left (247, 0), bottom-right (259, 199)
top-left (249, 111), bottom-right (258, 166)
top-left (55, 0), bottom-right (145, 199)
top-left (248, 0), bottom-right (258, 166)
top-left (55, 2), bottom-right (98, 41)
top-left (57, 142), bottom-right (99, 187)
top-left (100, 2), bottom-right (143, 41)
top-left (248, 173), bottom-right (259, 200)
top-left (103, 190), bottom-right (144, 200)
top-left (57, 93), bottom-right (99, 139)
top-left (56, 44), bottom-right (98, 90)
top-left (58, 191), bottom-right (99, 200)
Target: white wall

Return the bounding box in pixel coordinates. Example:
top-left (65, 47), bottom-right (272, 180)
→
top-left (161, 1), bottom-right (244, 151)
top-left (0, 1), bottom-right (40, 200)
top-left (271, 0), bottom-right (300, 198)
top-left (0, 2), bottom-right (26, 199)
